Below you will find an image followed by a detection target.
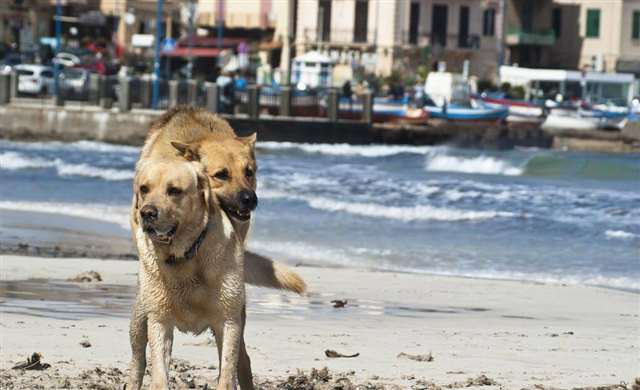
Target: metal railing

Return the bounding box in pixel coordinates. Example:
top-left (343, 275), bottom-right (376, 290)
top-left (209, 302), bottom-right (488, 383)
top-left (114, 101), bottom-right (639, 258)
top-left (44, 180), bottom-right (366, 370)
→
top-left (0, 72), bottom-right (377, 124)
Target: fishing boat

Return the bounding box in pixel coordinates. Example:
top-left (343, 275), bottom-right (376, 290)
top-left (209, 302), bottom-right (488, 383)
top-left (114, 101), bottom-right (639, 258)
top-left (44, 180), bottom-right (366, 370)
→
top-left (541, 105), bottom-right (628, 131)
top-left (423, 101), bottom-right (508, 122)
top-left (474, 92), bottom-right (546, 124)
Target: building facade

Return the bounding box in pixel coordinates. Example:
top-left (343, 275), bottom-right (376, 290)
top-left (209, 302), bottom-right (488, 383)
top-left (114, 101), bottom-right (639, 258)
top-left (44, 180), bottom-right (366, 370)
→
top-left (550, 0), bottom-right (640, 77)
top-left (294, 0), bottom-right (504, 81)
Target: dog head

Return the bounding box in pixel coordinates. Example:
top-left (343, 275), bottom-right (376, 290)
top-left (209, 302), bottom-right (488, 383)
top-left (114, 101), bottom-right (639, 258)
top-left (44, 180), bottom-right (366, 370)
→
top-left (171, 133), bottom-right (257, 224)
top-left (134, 160), bottom-right (211, 247)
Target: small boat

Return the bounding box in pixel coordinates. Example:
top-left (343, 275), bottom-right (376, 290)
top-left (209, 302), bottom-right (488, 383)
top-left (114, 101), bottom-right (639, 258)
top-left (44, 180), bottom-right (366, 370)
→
top-left (423, 101), bottom-right (508, 122)
top-left (541, 106), bottom-right (628, 131)
top-left (335, 96), bottom-right (428, 123)
top-left (474, 93), bottom-right (545, 124)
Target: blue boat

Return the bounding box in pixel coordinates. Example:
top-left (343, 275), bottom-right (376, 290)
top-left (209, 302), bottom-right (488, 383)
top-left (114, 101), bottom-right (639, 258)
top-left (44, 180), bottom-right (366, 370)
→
top-left (423, 101), bottom-right (509, 122)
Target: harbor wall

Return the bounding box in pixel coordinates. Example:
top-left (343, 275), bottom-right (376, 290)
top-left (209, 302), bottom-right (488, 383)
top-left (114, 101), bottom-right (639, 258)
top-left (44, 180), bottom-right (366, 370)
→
top-left (0, 102), bottom-right (637, 153)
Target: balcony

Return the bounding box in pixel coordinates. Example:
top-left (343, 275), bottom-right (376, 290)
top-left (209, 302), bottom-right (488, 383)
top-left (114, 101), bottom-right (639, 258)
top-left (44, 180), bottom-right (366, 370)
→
top-left (505, 28), bottom-right (556, 46)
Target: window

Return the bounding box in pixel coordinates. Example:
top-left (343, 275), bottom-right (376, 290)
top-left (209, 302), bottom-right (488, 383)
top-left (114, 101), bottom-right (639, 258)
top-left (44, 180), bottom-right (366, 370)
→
top-left (353, 0), bottom-right (368, 43)
top-left (483, 8), bottom-right (495, 36)
top-left (409, 2), bottom-right (420, 44)
top-left (586, 9), bottom-right (600, 38)
top-left (458, 6), bottom-right (469, 48)
top-left (633, 10), bottom-right (640, 39)
top-left (317, 0), bottom-right (332, 42)
top-left (431, 4), bottom-right (448, 47)
top-left (552, 8), bottom-right (562, 38)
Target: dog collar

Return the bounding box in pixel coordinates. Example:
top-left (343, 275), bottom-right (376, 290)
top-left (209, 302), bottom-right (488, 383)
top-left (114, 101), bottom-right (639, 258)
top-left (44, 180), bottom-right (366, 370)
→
top-left (165, 224), bottom-right (209, 265)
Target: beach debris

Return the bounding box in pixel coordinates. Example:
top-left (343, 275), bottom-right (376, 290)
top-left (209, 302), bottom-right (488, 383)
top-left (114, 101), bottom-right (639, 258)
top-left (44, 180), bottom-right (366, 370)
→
top-left (80, 340), bottom-right (92, 348)
top-left (331, 299), bottom-right (348, 308)
top-left (11, 352), bottom-right (51, 370)
top-left (444, 375), bottom-right (497, 388)
top-left (325, 349), bottom-right (359, 358)
top-left (67, 271), bottom-right (102, 283)
top-left (398, 352), bottom-right (434, 362)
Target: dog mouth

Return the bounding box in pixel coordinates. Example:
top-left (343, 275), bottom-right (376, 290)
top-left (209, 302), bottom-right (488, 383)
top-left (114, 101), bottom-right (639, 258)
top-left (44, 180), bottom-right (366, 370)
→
top-left (221, 204), bottom-right (251, 222)
top-left (143, 224), bottom-right (178, 244)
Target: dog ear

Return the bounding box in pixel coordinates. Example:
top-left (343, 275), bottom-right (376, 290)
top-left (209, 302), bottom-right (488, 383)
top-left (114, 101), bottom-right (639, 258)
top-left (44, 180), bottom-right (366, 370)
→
top-left (195, 168), bottom-right (211, 210)
top-left (237, 133), bottom-right (256, 149)
top-left (171, 141), bottom-right (200, 161)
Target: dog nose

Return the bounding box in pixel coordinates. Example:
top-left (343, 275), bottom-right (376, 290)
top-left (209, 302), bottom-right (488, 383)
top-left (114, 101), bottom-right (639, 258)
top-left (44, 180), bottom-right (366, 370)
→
top-left (140, 205), bottom-right (158, 221)
top-left (238, 190), bottom-right (258, 210)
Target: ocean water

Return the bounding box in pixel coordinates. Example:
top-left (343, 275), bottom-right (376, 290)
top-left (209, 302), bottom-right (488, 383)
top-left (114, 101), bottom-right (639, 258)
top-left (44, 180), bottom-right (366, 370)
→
top-left (0, 140), bottom-right (638, 291)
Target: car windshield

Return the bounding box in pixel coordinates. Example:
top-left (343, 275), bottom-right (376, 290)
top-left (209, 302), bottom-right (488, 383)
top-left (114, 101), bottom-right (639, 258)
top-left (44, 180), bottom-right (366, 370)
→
top-left (63, 69), bottom-right (84, 80)
top-left (17, 69), bottom-right (34, 76)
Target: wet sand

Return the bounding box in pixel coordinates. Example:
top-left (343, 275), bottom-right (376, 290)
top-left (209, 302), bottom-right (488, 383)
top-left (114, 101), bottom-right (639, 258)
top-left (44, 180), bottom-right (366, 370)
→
top-left (0, 254), bottom-right (638, 389)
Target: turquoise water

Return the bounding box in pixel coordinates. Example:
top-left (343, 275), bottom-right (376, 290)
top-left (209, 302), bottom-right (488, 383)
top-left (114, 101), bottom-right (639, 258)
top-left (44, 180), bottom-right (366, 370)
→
top-left (1, 140), bottom-right (638, 291)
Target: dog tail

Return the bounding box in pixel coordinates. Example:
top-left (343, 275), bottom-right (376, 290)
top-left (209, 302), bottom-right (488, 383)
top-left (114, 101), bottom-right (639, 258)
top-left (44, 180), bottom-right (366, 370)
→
top-left (244, 251), bottom-right (307, 294)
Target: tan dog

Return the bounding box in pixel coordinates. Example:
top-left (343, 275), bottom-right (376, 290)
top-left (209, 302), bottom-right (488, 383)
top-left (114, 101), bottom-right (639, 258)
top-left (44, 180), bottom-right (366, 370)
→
top-left (128, 159), bottom-right (245, 390)
top-left (138, 106), bottom-right (300, 292)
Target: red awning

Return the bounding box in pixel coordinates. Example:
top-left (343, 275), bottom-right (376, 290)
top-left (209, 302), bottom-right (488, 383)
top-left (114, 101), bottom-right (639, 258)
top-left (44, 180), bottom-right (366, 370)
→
top-left (162, 47), bottom-right (224, 58)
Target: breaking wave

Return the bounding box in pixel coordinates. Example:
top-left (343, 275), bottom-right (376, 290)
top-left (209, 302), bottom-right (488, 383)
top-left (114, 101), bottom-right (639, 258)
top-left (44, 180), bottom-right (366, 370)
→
top-left (425, 151), bottom-right (523, 176)
top-left (258, 142), bottom-right (432, 157)
top-left (0, 151), bottom-right (134, 181)
top-left (259, 188), bottom-right (514, 222)
top-left (605, 230), bottom-right (638, 240)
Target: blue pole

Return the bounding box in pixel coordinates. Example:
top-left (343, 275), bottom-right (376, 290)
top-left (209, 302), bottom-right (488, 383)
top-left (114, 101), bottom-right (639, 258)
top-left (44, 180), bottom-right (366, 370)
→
top-left (54, 0), bottom-right (62, 99)
top-left (152, 0), bottom-right (164, 109)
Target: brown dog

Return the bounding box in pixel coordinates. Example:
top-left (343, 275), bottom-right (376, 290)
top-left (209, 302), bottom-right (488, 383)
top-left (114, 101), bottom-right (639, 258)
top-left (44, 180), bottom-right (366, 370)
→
top-left (129, 107), bottom-right (305, 389)
top-left (128, 160), bottom-right (245, 389)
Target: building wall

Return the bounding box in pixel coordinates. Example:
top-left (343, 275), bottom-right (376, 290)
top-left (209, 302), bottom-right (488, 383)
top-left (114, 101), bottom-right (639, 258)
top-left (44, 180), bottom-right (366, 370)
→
top-left (552, 0), bottom-right (627, 72)
top-left (294, 0), bottom-right (500, 79)
top-left (620, 0), bottom-right (640, 62)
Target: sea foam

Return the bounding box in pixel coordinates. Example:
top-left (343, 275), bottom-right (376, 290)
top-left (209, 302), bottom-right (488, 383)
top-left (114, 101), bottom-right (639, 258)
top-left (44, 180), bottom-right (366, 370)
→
top-left (425, 151), bottom-right (523, 176)
top-left (0, 152), bottom-right (133, 181)
top-left (258, 142), bottom-right (431, 157)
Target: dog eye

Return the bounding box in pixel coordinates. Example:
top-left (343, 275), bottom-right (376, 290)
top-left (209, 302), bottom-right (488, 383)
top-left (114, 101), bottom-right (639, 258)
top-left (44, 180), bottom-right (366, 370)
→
top-left (213, 169), bottom-right (229, 180)
top-left (167, 187), bottom-right (182, 196)
top-left (245, 167), bottom-right (254, 178)
top-left (139, 185), bottom-right (149, 194)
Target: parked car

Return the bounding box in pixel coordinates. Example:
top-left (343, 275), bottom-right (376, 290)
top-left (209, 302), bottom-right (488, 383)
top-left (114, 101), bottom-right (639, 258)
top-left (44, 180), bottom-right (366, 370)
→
top-left (15, 64), bottom-right (53, 95)
top-left (59, 67), bottom-right (90, 100)
top-left (53, 52), bottom-right (81, 68)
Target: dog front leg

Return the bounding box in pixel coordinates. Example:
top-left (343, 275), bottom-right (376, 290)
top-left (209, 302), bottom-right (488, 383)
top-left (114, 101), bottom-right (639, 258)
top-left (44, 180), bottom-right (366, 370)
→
top-left (237, 306), bottom-right (254, 390)
top-left (147, 317), bottom-right (174, 390)
top-left (215, 319), bottom-right (242, 390)
top-left (127, 301), bottom-right (147, 390)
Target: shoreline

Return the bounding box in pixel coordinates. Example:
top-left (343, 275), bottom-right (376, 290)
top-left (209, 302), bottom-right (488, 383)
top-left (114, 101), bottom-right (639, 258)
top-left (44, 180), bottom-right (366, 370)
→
top-left (1, 254), bottom-right (638, 389)
top-left (1, 207), bottom-right (638, 294)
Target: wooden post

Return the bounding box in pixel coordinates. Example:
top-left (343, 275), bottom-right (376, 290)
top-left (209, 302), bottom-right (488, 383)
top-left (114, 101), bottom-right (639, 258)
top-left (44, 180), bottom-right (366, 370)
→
top-left (140, 75), bottom-right (152, 109)
top-left (88, 73), bottom-right (100, 105)
top-left (248, 84), bottom-right (260, 119)
top-left (187, 79), bottom-right (199, 106)
top-left (362, 89), bottom-right (373, 124)
top-left (205, 82), bottom-right (220, 113)
top-left (10, 70), bottom-right (18, 100)
top-left (0, 73), bottom-right (11, 104)
top-left (169, 80), bottom-right (179, 107)
top-left (279, 85), bottom-right (292, 116)
top-left (118, 76), bottom-right (132, 112)
top-left (327, 87), bottom-right (338, 122)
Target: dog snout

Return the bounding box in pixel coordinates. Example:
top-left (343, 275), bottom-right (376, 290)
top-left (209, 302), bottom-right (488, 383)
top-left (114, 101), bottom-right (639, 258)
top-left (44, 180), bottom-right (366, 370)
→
top-left (238, 190), bottom-right (258, 211)
top-left (140, 204), bottom-right (159, 222)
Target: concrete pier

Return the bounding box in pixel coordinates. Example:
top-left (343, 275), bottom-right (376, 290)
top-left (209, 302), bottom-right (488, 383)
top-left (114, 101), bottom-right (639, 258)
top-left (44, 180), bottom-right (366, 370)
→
top-left (0, 102), bottom-right (637, 153)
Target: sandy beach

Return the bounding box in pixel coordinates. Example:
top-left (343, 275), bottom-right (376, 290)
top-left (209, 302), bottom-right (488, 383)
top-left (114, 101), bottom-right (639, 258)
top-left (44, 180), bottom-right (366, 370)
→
top-left (0, 254), bottom-right (637, 389)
